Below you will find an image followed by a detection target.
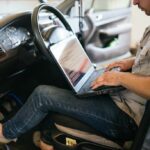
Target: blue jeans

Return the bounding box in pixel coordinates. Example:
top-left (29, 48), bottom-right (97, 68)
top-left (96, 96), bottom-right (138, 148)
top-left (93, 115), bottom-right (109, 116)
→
top-left (3, 85), bottom-right (138, 142)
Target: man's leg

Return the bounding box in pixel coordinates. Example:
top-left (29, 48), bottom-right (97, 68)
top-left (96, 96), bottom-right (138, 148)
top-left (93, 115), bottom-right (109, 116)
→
top-left (2, 85), bottom-right (138, 141)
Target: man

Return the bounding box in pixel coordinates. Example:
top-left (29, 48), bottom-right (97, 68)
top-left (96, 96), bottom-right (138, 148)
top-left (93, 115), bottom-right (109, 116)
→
top-left (0, 0), bottom-right (150, 150)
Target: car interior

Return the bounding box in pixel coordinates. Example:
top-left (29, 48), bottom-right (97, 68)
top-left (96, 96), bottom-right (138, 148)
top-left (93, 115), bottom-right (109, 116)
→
top-left (0, 0), bottom-right (149, 150)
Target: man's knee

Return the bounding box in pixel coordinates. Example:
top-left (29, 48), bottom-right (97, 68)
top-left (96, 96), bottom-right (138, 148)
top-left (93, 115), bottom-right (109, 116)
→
top-left (34, 85), bottom-right (51, 95)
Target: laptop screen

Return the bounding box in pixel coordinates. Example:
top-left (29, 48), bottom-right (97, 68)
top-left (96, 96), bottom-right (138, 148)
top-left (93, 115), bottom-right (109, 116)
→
top-left (50, 35), bottom-right (94, 90)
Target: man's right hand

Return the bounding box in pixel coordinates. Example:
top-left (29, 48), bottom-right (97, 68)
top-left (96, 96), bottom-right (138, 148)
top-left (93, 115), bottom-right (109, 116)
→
top-left (105, 57), bottom-right (135, 72)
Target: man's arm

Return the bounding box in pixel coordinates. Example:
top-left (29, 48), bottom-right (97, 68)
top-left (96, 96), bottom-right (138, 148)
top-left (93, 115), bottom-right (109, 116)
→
top-left (119, 73), bottom-right (150, 99)
top-left (91, 71), bottom-right (150, 99)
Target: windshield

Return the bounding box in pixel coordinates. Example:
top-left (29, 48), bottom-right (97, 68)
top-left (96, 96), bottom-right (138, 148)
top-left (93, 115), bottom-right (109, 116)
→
top-left (0, 0), bottom-right (65, 15)
top-left (0, 0), bottom-right (131, 17)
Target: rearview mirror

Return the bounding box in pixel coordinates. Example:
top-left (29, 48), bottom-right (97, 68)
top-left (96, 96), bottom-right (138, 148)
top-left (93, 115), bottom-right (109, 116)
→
top-left (39, 0), bottom-right (48, 3)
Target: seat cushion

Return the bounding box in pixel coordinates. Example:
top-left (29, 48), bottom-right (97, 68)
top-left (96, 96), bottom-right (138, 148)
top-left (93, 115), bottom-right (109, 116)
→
top-left (55, 123), bottom-right (122, 149)
top-left (51, 113), bottom-right (122, 149)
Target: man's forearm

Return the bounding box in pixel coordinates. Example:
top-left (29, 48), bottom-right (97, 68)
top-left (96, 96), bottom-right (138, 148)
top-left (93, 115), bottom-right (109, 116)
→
top-left (119, 72), bottom-right (150, 99)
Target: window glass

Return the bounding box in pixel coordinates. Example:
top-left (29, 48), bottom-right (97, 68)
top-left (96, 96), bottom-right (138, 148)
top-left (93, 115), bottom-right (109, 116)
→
top-left (0, 0), bottom-right (131, 16)
top-left (83, 0), bottom-right (131, 12)
top-left (0, 0), bottom-right (65, 15)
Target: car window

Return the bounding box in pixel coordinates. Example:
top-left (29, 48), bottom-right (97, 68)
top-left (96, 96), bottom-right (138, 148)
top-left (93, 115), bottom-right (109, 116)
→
top-left (0, 0), bottom-right (131, 17)
top-left (0, 0), bottom-right (65, 16)
top-left (82, 0), bottom-right (131, 12)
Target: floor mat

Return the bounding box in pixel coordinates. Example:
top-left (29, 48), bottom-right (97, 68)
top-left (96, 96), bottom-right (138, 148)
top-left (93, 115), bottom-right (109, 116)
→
top-left (6, 130), bottom-right (40, 150)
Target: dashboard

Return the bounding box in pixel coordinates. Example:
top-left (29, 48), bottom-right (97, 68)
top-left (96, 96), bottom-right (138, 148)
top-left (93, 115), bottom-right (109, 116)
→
top-left (0, 11), bottom-right (88, 78)
top-left (0, 11), bottom-right (71, 94)
top-left (0, 26), bottom-right (30, 52)
top-left (0, 12), bottom-right (38, 78)
top-left (0, 11), bottom-right (80, 79)
top-left (0, 13), bottom-right (33, 56)
top-left (0, 11), bottom-right (74, 93)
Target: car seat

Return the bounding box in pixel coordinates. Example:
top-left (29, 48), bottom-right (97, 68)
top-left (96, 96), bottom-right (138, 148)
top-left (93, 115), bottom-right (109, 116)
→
top-left (131, 100), bottom-right (150, 150)
top-left (49, 101), bottom-right (150, 150)
top-left (50, 114), bottom-right (123, 150)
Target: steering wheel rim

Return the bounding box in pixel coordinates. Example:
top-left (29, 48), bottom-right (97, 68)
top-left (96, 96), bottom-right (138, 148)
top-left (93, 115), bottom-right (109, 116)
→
top-left (31, 4), bottom-right (73, 60)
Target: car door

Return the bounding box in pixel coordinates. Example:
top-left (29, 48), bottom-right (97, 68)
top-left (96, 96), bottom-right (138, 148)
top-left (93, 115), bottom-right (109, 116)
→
top-left (58, 0), bottom-right (132, 66)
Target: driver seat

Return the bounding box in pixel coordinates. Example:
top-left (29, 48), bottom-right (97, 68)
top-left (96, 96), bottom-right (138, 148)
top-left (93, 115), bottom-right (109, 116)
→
top-left (50, 114), bottom-right (127, 150)
top-left (49, 101), bottom-right (150, 150)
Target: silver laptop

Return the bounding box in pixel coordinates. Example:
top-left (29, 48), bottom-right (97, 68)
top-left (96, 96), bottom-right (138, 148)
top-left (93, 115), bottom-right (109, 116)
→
top-left (49, 34), bottom-right (124, 97)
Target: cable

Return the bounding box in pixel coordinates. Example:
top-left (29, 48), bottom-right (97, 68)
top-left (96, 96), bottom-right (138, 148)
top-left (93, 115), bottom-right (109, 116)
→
top-left (77, 0), bottom-right (84, 47)
top-left (78, 0), bottom-right (83, 34)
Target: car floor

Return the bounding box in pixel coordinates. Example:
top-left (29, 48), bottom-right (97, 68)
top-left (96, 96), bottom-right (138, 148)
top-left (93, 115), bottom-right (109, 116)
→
top-left (2, 130), bottom-right (40, 150)
top-left (0, 61), bottom-right (69, 150)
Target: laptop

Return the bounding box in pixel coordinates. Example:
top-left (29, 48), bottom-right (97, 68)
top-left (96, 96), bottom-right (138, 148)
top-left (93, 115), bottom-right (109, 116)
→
top-left (49, 34), bottom-right (124, 97)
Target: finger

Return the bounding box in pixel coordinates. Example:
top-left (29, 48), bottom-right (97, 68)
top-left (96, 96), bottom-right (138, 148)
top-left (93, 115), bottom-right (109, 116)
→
top-left (91, 77), bottom-right (99, 85)
top-left (91, 85), bottom-right (99, 89)
top-left (91, 82), bottom-right (104, 89)
top-left (106, 63), bottom-right (122, 72)
top-left (91, 80), bottom-right (97, 86)
top-left (91, 79), bottom-right (104, 89)
top-left (105, 63), bottom-right (118, 71)
top-left (91, 76), bottom-right (104, 85)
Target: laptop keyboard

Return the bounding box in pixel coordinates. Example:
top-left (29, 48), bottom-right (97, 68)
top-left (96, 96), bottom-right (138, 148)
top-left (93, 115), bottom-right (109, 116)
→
top-left (80, 67), bottom-right (124, 94)
top-left (81, 70), bottom-right (103, 92)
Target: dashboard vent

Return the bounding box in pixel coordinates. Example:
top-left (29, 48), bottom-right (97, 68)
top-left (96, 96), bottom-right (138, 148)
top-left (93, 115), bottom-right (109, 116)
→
top-left (0, 47), bottom-right (6, 58)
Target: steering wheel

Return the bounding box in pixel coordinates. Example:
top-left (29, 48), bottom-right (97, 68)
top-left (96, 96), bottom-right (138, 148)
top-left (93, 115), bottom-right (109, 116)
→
top-left (31, 4), bottom-right (73, 61)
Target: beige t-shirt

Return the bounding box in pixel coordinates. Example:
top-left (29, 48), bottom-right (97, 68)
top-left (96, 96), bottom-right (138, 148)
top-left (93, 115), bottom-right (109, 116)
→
top-left (111, 26), bottom-right (150, 125)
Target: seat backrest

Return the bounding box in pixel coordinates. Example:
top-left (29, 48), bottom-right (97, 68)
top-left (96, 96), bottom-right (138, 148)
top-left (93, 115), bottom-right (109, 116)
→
top-left (131, 100), bottom-right (150, 150)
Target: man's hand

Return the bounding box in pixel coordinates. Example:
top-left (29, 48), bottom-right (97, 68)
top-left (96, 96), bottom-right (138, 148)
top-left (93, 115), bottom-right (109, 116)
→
top-left (105, 57), bottom-right (135, 72)
top-left (91, 71), bottom-right (122, 89)
top-left (92, 70), bottom-right (150, 99)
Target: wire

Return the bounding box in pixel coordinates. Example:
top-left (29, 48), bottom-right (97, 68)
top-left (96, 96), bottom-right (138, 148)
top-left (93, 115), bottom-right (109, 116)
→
top-left (77, 0), bottom-right (85, 47)
top-left (78, 0), bottom-right (83, 34)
